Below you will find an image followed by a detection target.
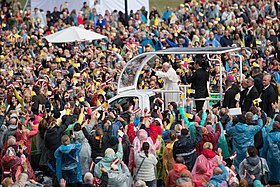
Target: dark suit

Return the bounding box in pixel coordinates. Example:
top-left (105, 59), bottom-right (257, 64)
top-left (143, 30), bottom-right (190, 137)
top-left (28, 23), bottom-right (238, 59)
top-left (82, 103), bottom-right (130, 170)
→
top-left (223, 87), bottom-right (239, 108)
top-left (187, 68), bottom-right (209, 112)
top-left (240, 86), bottom-right (259, 112)
top-left (253, 74), bottom-right (264, 95)
top-left (261, 84), bottom-right (278, 118)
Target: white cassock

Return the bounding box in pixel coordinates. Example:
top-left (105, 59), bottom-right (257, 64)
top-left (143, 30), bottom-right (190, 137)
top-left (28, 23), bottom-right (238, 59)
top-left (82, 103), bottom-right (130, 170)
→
top-left (156, 68), bottom-right (180, 106)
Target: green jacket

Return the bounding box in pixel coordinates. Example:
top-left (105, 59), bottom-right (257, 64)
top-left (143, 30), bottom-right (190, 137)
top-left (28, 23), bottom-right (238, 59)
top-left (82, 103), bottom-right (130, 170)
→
top-left (94, 143), bottom-right (123, 178)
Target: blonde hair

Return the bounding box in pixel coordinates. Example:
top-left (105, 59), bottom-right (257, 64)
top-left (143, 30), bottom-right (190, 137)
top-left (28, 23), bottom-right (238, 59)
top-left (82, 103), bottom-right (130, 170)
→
top-left (61, 135), bottom-right (70, 145)
top-left (1, 177), bottom-right (13, 187)
top-left (203, 142), bottom-right (213, 150)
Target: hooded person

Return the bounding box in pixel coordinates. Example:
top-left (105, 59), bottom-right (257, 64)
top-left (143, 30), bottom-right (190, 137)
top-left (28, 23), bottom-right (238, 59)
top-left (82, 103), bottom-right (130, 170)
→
top-left (54, 135), bottom-right (82, 185)
top-left (239, 146), bottom-right (269, 187)
top-left (192, 142), bottom-right (219, 178)
top-left (73, 123), bottom-right (91, 176)
top-left (196, 123), bottom-right (221, 155)
top-left (261, 121), bottom-right (280, 183)
top-left (166, 156), bottom-right (192, 187)
top-left (1, 147), bottom-right (24, 181)
top-left (175, 171), bottom-right (193, 187)
top-left (226, 112), bottom-right (263, 172)
top-left (207, 156), bottom-right (229, 187)
top-left (100, 158), bottom-right (131, 187)
top-left (192, 163), bottom-right (210, 187)
top-left (94, 137), bottom-right (123, 179)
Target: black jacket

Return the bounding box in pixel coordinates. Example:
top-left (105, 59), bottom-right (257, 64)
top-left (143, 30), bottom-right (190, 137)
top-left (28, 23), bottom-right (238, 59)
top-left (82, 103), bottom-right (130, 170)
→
top-left (32, 94), bottom-right (47, 114)
top-left (187, 68), bottom-right (209, 98)
top-left (240, 86), bottom-right (259, 112)
top-left (45, 123), bottom-right (68, 153)
top-left (173, 127), bottom-right (202, 170)
top-left (82, 127), bottom-right (110, 161)
top-left (261, 84), bottom-right (278, 118)
top-left (253, 74), bottom-right (264, 95)
top-left (223, 87), bottom-right (239, 109)
top-left (220, 36), bottom-right (233, 47)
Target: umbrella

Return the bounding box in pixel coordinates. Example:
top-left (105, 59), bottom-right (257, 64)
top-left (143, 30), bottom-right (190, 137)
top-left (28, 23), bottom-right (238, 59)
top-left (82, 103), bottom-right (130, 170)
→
top-left (44, 26), bottom-right (106, 43)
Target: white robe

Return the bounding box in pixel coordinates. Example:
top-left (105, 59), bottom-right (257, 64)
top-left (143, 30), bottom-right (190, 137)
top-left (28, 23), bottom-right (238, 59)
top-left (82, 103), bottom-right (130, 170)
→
top-left (156, 68), bottom-right (180, 106)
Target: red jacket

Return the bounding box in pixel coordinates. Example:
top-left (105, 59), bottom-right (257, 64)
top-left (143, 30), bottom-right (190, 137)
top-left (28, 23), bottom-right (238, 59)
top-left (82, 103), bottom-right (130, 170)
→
top-left (192, 163), bottom-right (210, 187)
top-left (16, 125), bottom-right (38, 160)
top-left (166, 163), bottom-right (192, 187)
top-left (196, 124), bottom-right (221, 155)
top-left (127, 123), bottom-right (136, 143)
top-left (149, 123), bottom-right (162, 143)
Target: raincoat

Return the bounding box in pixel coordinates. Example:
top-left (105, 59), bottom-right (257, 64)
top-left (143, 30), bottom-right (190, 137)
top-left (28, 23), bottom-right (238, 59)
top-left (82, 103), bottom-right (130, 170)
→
top-left (192, 149), bottom-right (219, 178)
top-left (54, 141), bottom-right (82, 184)
top-left (239, 156), bottom-right (269, 186)
top-left (261, 129), bottom-right (280, 183)
top-left (107, 164), bottom-right (131, 187)
top-left (213, 123), bottom-right (230, 159)
top-left (226, 119), bottom-right (262, 171)
top-left (207, 164), bottom-right (229, 187)
top-left (163, 141), bottom-right (176, 173)
top-left (196, 124), bottom-right (221, 155)
top-left (178, 106), bottom-right (206, 139)
top-left (74, 130), bottom-right (91, 175)
top-left (165, 163), bottom-right (192, 187)
top-left (94, 142), bottom-right (123, 179)
top-left (1, 147), bottom-right (23, 181)
top-left (16, 124), bottom-right (38, 160)
top-left (192, 163), bottom-right (210, 187)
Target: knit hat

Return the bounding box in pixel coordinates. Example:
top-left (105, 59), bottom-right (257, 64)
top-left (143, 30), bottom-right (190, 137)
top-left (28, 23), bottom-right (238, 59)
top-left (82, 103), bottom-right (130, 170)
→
top-left (206, 125), bottom-right (214, 133)
top-left (137, 129), bottom-right (148, 141)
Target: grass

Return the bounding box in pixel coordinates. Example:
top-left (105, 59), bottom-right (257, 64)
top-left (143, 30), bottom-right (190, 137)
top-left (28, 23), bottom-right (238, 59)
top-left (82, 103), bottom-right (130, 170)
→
top-left (149, 0), bottom-right (184, 14)
top-left (17, 0), bottom-right (183, 14)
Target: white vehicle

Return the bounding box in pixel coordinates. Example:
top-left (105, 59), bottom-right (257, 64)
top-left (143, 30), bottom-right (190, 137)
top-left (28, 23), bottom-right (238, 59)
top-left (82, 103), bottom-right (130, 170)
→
top-left (94, 47), bottom-right (246, 113)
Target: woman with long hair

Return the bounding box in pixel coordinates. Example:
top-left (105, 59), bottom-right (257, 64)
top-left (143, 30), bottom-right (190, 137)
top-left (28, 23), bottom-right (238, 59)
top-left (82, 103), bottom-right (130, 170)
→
top-left (134, 142), bottom-right (157, 187)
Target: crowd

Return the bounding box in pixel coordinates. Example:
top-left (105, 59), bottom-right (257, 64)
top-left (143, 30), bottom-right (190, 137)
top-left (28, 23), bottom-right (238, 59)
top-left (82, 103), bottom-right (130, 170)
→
top-left (0, 0), bottom-right (280, 186)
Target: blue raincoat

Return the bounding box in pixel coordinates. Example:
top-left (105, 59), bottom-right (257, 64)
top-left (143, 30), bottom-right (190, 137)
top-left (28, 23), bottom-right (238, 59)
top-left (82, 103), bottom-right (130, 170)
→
top-left (261, 130), bottom-right (280, 183)
top-left (54, 141), bottom-right (82, 183)
top-left (226, 119), bottom-right (262, 171)
top-left (207, 164), bottom-right (229, 187)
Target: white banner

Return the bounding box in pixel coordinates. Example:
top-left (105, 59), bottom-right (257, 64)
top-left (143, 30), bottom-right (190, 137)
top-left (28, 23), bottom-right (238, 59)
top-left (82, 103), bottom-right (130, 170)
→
top-left (31, 0), bottom-right (90, 13)
top-left (100, 0), bottom-right (149, 15)
top-left (31, 0), bottom-right (149, 17)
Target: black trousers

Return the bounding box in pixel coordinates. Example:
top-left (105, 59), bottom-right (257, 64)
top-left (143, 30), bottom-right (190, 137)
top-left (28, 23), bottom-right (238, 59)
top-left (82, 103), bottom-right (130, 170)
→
top-left (195, 100), bottom-right (205, 113)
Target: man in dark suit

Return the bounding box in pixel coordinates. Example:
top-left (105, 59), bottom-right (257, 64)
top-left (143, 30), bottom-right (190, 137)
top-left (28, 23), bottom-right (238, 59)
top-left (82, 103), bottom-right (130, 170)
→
top-left (187, 56), bottom-right (209, 112)
top-left (223, 78), bottom-right (239, 108)
top-left (261, 75), bottom-right (278, 118)
top-left (240, 78), bottom-right (259, 112)
top-left (252, 66), bottom-right (263, 95)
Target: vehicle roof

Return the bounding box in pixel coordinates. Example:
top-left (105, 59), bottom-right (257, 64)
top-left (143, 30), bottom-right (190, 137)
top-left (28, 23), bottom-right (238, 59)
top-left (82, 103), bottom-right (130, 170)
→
top-left (144, 47), bottom-right (242, 55)
top-left (117, 89), bottom-right (156, 97)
